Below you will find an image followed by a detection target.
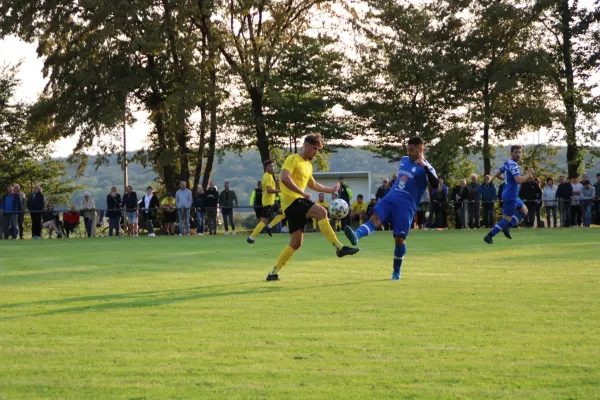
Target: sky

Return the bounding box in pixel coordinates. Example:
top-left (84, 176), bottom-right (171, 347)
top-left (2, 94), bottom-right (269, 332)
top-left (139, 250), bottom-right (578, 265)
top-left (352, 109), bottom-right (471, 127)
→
top-left (1, 10), bottom-right (598, 158)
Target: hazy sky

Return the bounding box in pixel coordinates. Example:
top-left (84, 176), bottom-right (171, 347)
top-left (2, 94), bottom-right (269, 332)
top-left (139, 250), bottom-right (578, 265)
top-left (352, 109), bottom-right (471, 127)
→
top-left (1, 13), bottom-right (598, 158)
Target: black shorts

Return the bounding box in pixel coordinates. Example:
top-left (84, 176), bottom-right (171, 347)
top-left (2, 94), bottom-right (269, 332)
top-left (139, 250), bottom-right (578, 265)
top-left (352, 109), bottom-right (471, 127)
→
top-left (164, 211), bottom-right (177, 223)
top-left (284, 198), bottom-right (314, 234)
top-left (254, 207), bottom-right (263, 219)
top-left (262, 205), bottom-right (273, 219)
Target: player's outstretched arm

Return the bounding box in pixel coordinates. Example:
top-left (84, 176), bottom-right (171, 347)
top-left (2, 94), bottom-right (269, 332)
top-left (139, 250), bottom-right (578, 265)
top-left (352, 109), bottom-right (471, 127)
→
top-left (309, 180), bottom-right (339, 194)
top-left (514, 169), bottom-right (535, 184)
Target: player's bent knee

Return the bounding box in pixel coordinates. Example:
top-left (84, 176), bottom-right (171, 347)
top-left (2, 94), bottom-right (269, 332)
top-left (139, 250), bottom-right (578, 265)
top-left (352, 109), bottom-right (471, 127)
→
top-left (394, 236), bottom-right (406, 246)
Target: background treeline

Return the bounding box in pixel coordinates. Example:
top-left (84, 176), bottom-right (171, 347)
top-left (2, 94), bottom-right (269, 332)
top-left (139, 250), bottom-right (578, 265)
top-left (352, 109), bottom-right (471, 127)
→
top-left (0, 0), bottom-right (599, 202)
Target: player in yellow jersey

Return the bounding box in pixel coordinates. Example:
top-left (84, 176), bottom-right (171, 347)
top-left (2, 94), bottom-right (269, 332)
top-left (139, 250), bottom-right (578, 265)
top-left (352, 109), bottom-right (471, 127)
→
top-left (312, 193), bottom-right (329, 231)
top-left (247, 160), bottom-right (281, 244)
top-left (266, 134), bottom-right (359, 281)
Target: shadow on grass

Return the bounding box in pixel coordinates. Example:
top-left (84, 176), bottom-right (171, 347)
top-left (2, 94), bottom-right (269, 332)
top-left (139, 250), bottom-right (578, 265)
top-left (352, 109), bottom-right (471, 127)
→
top-left (0, 279), bottom-right (388, 320)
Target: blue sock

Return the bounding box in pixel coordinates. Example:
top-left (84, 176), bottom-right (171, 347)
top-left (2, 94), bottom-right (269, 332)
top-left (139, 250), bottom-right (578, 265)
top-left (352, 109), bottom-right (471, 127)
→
top-left (356, 221), bottom-right (376, 240)
top-left (489, 218), bottom-right (509, 237)
top-left (511, 212), bottom-right (525, 226)
top-left (393, 244), bottom-right (406, 274)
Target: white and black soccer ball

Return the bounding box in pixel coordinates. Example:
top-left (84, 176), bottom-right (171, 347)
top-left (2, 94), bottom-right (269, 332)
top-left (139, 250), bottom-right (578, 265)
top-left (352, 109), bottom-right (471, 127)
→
top-left (328, 199), bottom-right (349, 220)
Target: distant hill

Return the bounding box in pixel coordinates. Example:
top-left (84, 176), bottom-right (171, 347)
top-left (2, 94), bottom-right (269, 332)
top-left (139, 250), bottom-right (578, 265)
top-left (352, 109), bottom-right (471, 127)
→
top-left (61, 147), bottom-right (599, 209)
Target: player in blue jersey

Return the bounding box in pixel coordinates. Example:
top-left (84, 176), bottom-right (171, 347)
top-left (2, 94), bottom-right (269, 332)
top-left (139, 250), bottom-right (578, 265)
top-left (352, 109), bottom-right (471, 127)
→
top-left (483, 145), bottom-right (535, 244)
top-left (344, 136), bottom-right (439, 280)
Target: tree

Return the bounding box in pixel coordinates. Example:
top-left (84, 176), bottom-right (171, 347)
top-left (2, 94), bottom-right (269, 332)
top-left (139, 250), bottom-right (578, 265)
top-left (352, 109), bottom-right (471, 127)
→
top-left (194, 0), bottom-right (333, 164)
top-left (0, 64), bottom-right (80, 204)
top-left (534, 0), bottom-right (600, 178)
top-left (350, 2), bottom-right (473, 179)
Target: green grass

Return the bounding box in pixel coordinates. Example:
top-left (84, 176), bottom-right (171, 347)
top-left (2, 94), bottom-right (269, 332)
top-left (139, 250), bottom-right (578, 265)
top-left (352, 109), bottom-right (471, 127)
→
top-left (1, 229), bottom-right (599, 399)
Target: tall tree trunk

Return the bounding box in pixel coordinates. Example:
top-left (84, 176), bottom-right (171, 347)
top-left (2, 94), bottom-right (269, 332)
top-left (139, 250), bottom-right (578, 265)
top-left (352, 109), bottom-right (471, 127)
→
top-left (249, 88), bottom-right (270, 163)
top-left (559, 0), bottom-right (579, 178)
top-left (154, 108), bottom-right (176, 192)
top-left (202, 43), bottom-right (218, 191)
top-left (483, 78), bottom-right (492, 176)
top-left (193, 100), bottom-right (207, 193)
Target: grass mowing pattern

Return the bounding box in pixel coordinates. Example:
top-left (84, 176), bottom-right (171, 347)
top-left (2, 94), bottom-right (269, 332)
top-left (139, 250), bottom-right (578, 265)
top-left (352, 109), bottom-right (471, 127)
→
top-left (1, 229), bottom-right (599, 399)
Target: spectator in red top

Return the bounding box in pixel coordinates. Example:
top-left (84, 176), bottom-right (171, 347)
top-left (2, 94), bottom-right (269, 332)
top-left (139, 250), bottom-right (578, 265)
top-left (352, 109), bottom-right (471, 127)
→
top-left (62, 205), bottom-right (81, 238)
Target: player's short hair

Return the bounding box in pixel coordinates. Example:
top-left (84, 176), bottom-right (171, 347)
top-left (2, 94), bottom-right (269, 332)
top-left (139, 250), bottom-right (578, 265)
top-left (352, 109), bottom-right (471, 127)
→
top-left (510, 145), bottom-right (522, 153)
top-left (546, 177), bottom-right (553, 183)
top-left (263, 159), bottom-right (274, 167)
top-left (304, 133), bottom-right (324, 149)
top-left (407, 136), bottom-right (424, 146)
top-left (357, 194), bottom-right (363, 198)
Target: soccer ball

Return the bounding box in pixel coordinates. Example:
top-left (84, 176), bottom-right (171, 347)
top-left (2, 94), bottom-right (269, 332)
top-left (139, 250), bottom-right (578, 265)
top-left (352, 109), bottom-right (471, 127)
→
top-left (328, 199), bottom-right (349, 220)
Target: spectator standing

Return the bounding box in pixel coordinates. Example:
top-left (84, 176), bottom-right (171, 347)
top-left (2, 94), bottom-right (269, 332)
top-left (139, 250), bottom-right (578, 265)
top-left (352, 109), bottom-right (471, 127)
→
top-left (351, 194), bottom-right (368, 226)
top-left (519, 177), bottom-right (539, 227)
top-left (390, 173), bottom-right (398, 187)
top-left (376, 178), bottom-right (391, 201)
top-left (479, 175), bottom-right (497, 228)
top-left (451, 180), bottom-right (469, 229)
top-left (193, 187), bottom-right (206, 236)
top-left (594, 173), bottom-right (600, 225)
top-left (570, 177), bottom-right (583, 227)
top-left (580, 174), bottom-right (590, 185)
top-left (542, 177), bottom-right (558, 228)
top-left (80, 191), bottom-right (96, 237)
top-left (122, 185), bottom-right (139, 236)
top-left (219, 181), bottom-right (238, 235)
top-left (366, 195), bottom-right (377, 221)
top-left (534, 177), bottom-right (544, 227)
top-left (498, 182), bottom-right (505, 205)
top-left (429, 177), bottom-right (448, 229)
top-left (556, 175), bottom-right (573, 227)
top-left (331, 192), bottom-right (342, 231)
top-left (416, 189), bottom-right (430, 230)
top-left (13, 184), bottom-right (26, 239)
top-left (27, 184), bottom-right (45, 239)
top-left (250, 181), bottom-right (263, 220)
top-left (140, 186), bottom-right (160, 236)
top-left (580, 180), bottom-right (595, 228)
top-left (1, 185), bottom-right (21, 239)
top-left (62, 205), bottom-right (80, 238)
top-left (176, 181), bottom-right (193, 236)
top-left (337, 176), bottom-right (353, 230)
top-left (106, 186), bottom-right (122, 237)
top-left (467, 174), bottom-right (481, 229)
top-left (204, 182), bottom-right (219, 235)
top-left (161, 192), bottom-right (177, 235)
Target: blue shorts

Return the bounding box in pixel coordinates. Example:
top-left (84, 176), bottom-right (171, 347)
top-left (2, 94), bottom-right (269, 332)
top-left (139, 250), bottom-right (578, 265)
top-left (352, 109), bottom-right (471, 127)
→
top-left (127, 211), bottom-right (138, 224)
top-left (374, 197), bottom-right (413, 238)
top-left (502, 198), bottom-right (524, 217)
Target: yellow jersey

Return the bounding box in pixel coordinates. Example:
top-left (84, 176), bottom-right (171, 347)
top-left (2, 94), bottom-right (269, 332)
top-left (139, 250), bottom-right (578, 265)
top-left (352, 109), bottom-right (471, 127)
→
top-left (316, 200), bottom-right (329, 209)
top-left (161, 197), bottom-right (176, 210)
top-left (279, 154), bottom-right (314, 212)
top-left (351, 200), bottom-right (367, 215)
top-left (262, 172), bottom-right (276, 206)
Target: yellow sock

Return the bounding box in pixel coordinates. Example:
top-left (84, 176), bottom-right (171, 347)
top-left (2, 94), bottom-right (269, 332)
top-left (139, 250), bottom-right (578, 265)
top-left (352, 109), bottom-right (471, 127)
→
top-left (268, 214), bottom-right (286, 228)
top-left (271, 245), bottom-right (297, 274)
top-left (251, 221), bottom-right (265, 238)
top-left (312, 218), bottom-right (317, 230)
top-left (318, 219), bottom-right (344, 250)
top-left (335, 220), bottom-right (341, 229)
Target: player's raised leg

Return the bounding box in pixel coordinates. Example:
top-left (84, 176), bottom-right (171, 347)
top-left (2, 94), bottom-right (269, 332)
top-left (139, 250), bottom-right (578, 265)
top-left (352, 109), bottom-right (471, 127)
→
top-left (344, 198), bottom-right (389, 245)
top-left (266, 213), bottom-right (285, 234)
top-left (306, 203), bottom-right (359, 258)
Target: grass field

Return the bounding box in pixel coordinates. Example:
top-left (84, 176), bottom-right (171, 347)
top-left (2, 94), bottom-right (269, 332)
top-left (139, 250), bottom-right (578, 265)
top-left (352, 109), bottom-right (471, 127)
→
top-left (1, 228), bottom-right (599, 399)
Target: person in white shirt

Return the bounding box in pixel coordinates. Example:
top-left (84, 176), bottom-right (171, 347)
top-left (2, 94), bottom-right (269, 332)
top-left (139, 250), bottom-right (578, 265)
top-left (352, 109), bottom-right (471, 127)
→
top-left (570, 177), bottom-right (583, 227)
top-left (140, 186), bottom-right (160, 236)
top-left (175, 181), bottom-right (193, 235)
top-left (542, 177), bottom-right (558, 228)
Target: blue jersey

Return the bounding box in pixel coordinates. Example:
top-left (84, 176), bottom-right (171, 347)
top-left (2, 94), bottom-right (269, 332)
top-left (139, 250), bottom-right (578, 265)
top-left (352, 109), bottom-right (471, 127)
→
top-left (388, 156), bottom-right (437, 215)
top-left (498, 159), bottom-right (521, 201)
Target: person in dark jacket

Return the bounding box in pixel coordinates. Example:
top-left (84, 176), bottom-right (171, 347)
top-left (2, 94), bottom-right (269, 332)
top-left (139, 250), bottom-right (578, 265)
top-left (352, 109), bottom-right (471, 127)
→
top-left (139, 186), bottom-right (160, 236)
top-left (122, 185), bottom-right (139, 236)
top-left (1, 185), bottom-right (22, 239)
top-left (555, 175), bottom-right (572, 227)
top-left (27, 184), bottom-right (46, 239)
top-left (337, 176), bottom-right (353, 230)
top-left (250, 181), bottom-right (263, 219)
top-left (219, 182), bottom-right (239, 235)
top-left (376, 178), bottom-right (391, 201)
top-left (451, 180), bottom-right (469, 229)
top-left (428, 177), bottom-right (448, 228)
top-left (519, 176), bottom-right (542, 227)
top-left (106, 186), bottom-right (122, 237)
top-left (204, 182), bottom-right (219, 235)
top-left (192, 186), bottom-right (206, 235)
top-left (467, 174), bottom-right (481, 228)
top-left (479, 175), bottom-right (497, 228)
